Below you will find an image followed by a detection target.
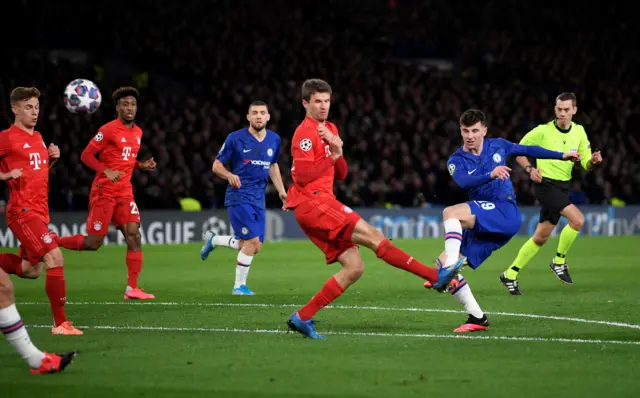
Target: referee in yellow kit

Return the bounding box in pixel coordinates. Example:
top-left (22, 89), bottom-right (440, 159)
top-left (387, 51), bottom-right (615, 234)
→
top-left (500, 93), bottom-right (603, 295)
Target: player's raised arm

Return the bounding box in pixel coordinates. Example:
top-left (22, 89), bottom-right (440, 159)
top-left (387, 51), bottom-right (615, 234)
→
top-left (502, 138), bottom-right (568, 160)
top-left (447, 158), bottom-right (493, 189)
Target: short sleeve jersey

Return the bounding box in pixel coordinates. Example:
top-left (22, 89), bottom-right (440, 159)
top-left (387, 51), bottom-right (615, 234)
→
top-left (215, 128), bottom-right (281, 209)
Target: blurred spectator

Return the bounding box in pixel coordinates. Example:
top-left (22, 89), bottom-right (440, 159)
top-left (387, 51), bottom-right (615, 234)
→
top-left (1, 0), bottom-right (638, 210)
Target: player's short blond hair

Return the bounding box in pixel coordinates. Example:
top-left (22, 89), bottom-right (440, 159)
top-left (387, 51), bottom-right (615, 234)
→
top-left (301, 79), bottom-right (332, 102)
top-left (9, 87), bottom-right (40, 105)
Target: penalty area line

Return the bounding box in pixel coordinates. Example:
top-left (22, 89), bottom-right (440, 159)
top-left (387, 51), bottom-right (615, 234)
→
top-left (30, 324), bottom-right (640, 346)
top-left (18, 301), bottom-right (640, 330)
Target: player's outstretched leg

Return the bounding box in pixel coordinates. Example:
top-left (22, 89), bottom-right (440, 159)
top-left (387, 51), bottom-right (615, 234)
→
top-left (44, 249), bottom-right (83, 336)
top-left (288, 247), bottom-right (362, 339)
top-left (349, 220), bottom-right (462, 288)
top-left (55, 233), bottom-right (88, 251)
top-left (200, 231), bottom-right (240, 260)
top-left (0, 269), bottom-right (78, 374)
top-left (122, 223), bottom-right (154, 300)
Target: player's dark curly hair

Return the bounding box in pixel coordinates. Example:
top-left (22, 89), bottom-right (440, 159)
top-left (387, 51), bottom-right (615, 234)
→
top-left (112, 86), bottom-right (139, 104)
top-left (301, 79), bottom-right (332, 102)
top-left (459, 109), bottom-right (487, 127)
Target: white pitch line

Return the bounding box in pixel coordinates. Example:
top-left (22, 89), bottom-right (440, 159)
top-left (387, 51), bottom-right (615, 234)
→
top-left (28, 324), bottom-right (640, 346)
top-left (18, 301), bottom-right (640, 330)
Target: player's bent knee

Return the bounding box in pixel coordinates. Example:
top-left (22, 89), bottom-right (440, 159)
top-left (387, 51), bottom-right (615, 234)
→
top-left (443, 203), bottom-right (472, 222)
top-left (338, 248), bottom-right (365, 284)
top-left (43, 248), bottom-right (64, 268)
top-left (351, 219), bottom-right (385, 250)
top-left (532, 232), bottom-right (550, 245)
top-left (569, 214), bottom-right (585, 230)
top-left (85, 235), bottom-right (104, 251)
top-left (21, 261), bottom-right (43, 279)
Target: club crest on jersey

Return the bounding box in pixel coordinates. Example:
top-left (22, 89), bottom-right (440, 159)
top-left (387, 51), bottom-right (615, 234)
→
top-left (267, 148), bottom-right (274, 157)
top-left (41, 233), bottom-right (52, 244)
top-left (342, 205), bottom-right (353, 214)
top-left (493, 153), bottom-right (502, 163)
top-left (93, 221), bottom-right (103, 231)
top-left (300, 138), bottom-right (313, 152)
top-left (241, 227), bottom-right (248, 235)
top-left (448, 163), bottom-right (456, 176)
top-left (95, 132), bottom-right (103, 142)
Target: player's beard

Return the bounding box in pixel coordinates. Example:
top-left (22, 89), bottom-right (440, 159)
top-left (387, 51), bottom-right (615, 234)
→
top-left (250, 122), bottom-right (266, 131)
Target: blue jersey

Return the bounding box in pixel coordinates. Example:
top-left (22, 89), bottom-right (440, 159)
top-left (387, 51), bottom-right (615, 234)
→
top-left (216, 128), bottom-right (281, 209)
top-left (446, 138), bottom-right (564, 202)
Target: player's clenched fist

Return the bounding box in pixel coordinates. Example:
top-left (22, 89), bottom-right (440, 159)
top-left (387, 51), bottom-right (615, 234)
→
top-left (48, 143), bottom-right (60, 160)
top-left (0, 168), bottom-right (22, 180)
top-left (103, 168), bottom-right (124, 182)
top-left (490, 165), bottom-right (511, 181)
top-left (227, 174), bottom-right (241, 188)
top-left (317, 124), bottom-right (342, 146)
top-left (591, 150), bottom-right (603, 165)
top-left (139, 157), bottom-right (157, 170)
top-left (562, 151), bottom-right (581, 162)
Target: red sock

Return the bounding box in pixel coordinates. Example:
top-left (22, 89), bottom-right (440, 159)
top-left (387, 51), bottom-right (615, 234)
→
top-left (0, 253), bottom-right (22, 276)
top-left (126, 251), bottom-right (143, 289)
top-left (45, 267), bottom-right (67, 327)
top-left (56, 235), bottom-right (86, 251)
top-left (375, 239), bottom-right (438, 283)
top-left (298, 276), bottom-right (345, 321)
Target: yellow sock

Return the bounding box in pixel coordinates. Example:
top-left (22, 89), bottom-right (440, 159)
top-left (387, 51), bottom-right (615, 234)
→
top-left (505, 238), bottom-right (541, 279)
top-left (554, 225), bottom-right (580, 265)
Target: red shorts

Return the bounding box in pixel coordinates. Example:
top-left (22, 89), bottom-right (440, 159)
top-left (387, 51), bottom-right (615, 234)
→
top-left (9, 216), bottom-right (58, 265)
top-left (87, 191), bottom-right (141, 235)
top-left (294, 198), bottom-right (361, 264)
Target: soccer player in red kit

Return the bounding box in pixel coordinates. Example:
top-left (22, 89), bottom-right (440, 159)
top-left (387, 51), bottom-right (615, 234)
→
top-left (285, 79), bottom-right (462, 338)
top-left (0, 87), bottom-right (82, 335)
top-left (55, 87), bottom-right (156, 300)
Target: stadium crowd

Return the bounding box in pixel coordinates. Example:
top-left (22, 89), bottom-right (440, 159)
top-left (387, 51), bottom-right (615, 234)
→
top-left (1, 0), bottom-right (638, 211)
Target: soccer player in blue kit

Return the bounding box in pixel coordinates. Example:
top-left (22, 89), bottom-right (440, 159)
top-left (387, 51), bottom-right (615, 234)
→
top-left (425, 109), bottom-right (581, 332)
top-left (201, 101), bottom-right (287, 295)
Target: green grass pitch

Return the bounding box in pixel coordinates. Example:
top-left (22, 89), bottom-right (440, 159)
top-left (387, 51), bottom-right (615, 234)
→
top-left (1, 236), bottom-right (638, 397)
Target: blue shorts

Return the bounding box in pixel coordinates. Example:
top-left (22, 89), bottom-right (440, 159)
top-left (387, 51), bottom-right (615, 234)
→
top-left (228, 204), bottom-right (265, 242)
top-left (461, 200), bottom-right (521, 269)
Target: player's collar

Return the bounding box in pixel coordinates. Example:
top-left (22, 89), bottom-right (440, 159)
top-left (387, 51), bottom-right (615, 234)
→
top-left (552, 120), bottom-right (572, 134)
top-left (304, 115), bottom-right (321, 127)
top-left (10, 124), bottom-right (36, 136)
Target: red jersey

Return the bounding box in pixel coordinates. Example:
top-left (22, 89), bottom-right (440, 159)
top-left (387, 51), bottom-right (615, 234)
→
top-left (0, 125), bottom-right (51, 224)
top-left (86, 119), bottom-right (142, 197)
top-left (286, 116), bottom-right (340, 209)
